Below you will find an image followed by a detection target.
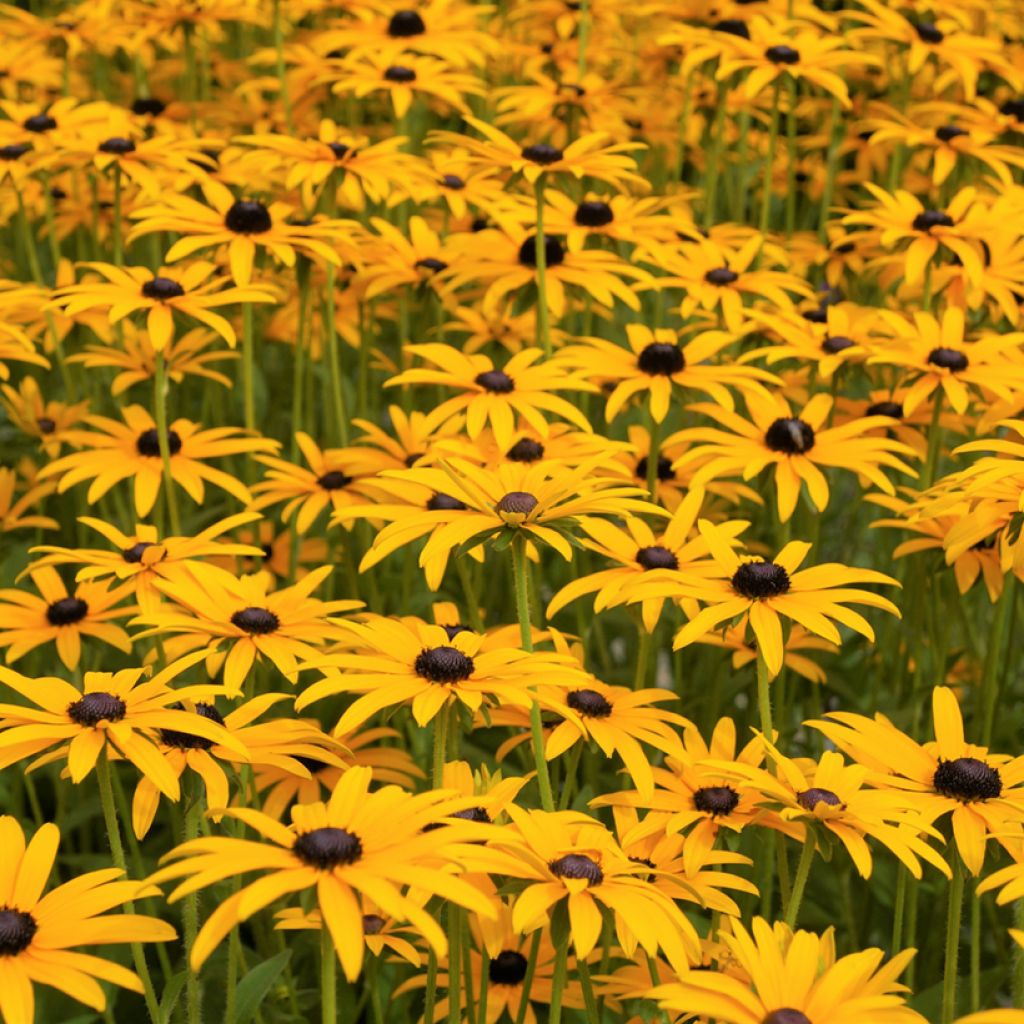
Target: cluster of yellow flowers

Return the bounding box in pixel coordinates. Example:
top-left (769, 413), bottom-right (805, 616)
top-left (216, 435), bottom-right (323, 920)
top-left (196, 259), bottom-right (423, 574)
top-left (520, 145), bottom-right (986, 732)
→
top-left (2, 1), bottom-right (1024, 1023)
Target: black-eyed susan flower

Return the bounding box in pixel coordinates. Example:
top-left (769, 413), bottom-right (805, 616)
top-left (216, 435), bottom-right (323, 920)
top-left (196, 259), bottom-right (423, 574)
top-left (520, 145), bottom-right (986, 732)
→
top-left (650, 917), bottom-right (926, 1024)
top-left (385, 344), bottom-right (595, 450)
top-left (645, 522), bottom-right (900, 677)
top-left (49, 261), bottom-right (276, 350)
top-left (0, 816), bottom-right (175, 1023)
top-left (668, 390), bottom-right (917, 521)
top-left (557, 324), bottom-right (776, 423)
top-left (134, 565), bottom-right (359, 695)
top-left (0, 651), bottom-right (244, 797)
top-left (41, 405), bottom-right (279, 517)
top-left (0, 375), bottom-right (88, 455)
top-left (812, 687), bottom-right (1024, 876)
top-left (147, 765), bottom-right (497, 980)
top-left (295, 615), bottom-right (587, 732)
top-left (0, 467), bottom-right (57, 534)
top-left (0, 567), bottom-right (134, 669)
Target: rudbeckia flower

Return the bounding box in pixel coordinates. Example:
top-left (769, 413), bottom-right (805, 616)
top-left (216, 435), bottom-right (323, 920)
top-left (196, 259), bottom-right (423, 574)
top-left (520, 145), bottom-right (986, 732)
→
top-left (0, 567), bottom-right (134, 669)
top-left (546, 486), bottom-right (747, 632)
top-left (49, 261), bottom-right (276, 350)
top-left (640, 521), bottom-right (900, 676)
top-left (0, 375), bottom-right (88, 455)
top-left (650, 917), bottom-right (925, 1024)
top-left (375, 454), bottom-right (661, 565)
top-left (134, 564), bottom-right (359, 695)
top-left (147, 765), bottom-right (497, 980)
top-left (0, 321), bottom-right (49, 379)
top-left (0, 816), bottom-right (175, 1023)
top-left (668, 390), bottom-right (917, 522)
top-left (41, 405), bottom-right (279, 517)
top-left (385, 344), bottom-right (595, 449)
top-left (429, 116), bottom-right (646, 187)
top-left (811, 687), bottom-right (1024, 875)
top-left (128, 180), bottom-right (358, 285)
top-left (0, 468), bottom-right (57, 534)
top-left (0, 651), bottom-right (244, 797)
top-left (130, 692), bottom-right (344, 839)
top-left (871, 308), bottom-right (1024, 415)
top-left (295, 616), bottom-right (587, 732)
top-left (557, 324), bottom-right (776, 423)
top-left (462, 806), bottom-right (700, 968)
top-left (27, 512), bottom-right (264, 614)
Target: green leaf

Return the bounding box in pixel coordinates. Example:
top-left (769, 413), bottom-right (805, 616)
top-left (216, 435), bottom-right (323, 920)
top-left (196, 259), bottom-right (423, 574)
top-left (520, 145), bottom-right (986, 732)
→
top-left (233, 949), bottom-right (292, 1023)
top-left (158, 969), bottom-right (188, 1024)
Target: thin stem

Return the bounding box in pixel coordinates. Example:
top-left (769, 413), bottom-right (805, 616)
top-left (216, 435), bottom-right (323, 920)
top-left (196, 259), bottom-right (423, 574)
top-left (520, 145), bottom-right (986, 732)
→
top-left (892, 866), bottom-right (907, 955)
top-left (576, 956), bottom-right (600, 1024)
top-left (547, 930), bottom-right (569, 1024)
top-left (513, 931), bottom-right (541, 1024)
top-left (154, 353), bottom-right (182, 536)
top-left (941, 852), bottom-right (965, 1024)
top-left (759, 79), bottom-right (783, 237)
top-left (634, 622), bottom-right (652, 690)
top-left (533, 176), bottom-right (551, 357)
top-left (784, 837), bottom-right (815, 929)
top-left (645, 412), bottom-right (661, 499)
top-left (424, 949), bottom-right (438, 1024)
top-left (321, 923), bottom-right (337, 1024)
top-left (446, 908), bottom-right (462, 1024)
top-left (981, 573), bottom-right (1015, 745)
top-left (511, 536), bottom-right (555, 812)
top-left (241, 302), bottom-right (256, 438)
top-left (784, 78), bottom-right (798, 236)
top-left (923, 394), bottom-right (944, 488)
top-left (455, 558), bottom-right (484, 632)
top-left (969, 880), bottom-right (980, 1013)
top-left (432, 702), bottom-right (450, 790)
top-left (183, 777), bottom-right (203, 1024)
top-left (756, 650), bottom-right (774, 742)
top-left (96, 753), bottom-right (161, 1024)
top-left (112, 164), bottom-right (124, 266)
top-left (325, 262), bottom-right (350, 445)
top-left (702, 80), bottom-right (728, 230)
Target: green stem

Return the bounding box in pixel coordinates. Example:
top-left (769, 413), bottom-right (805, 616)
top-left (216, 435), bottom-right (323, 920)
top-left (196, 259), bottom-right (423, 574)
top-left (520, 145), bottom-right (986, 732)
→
top-left (291, 261), bottom-right (312, 461)
top-left (818, 97), bottom-right (842, 243)
top-left (183, 778), bottom-right (203, 1024)
top-left (981, 573), bottom-right (1015, 745)
top-left (272, 0), bottom-right (294, 133)
top-left (969, 880), bottom-right (980, 1013)
top-left (547, 930), bottom-right (569, 1024)
top-left (533, 177), bottom-right (551, 357)
top-left (446, 908), bottom-right (462, 1024)
top-left (633, 623), bottom-right (652, 690)
top-left (702, 80), bottom-right (728, 230)
top-left (241, 302), bottom-right (256, 438)
top-left (892, 866), bottom-right (907, 955)
top-left (1013, 898), bottom-right (1024, 1009)
top-left (784, 77), bottom-right (798, 236)
top-left (424, 949), bottom-right (438, 1024)
top-left (923, 393), bottom-right (944, 488)
top-left (321, 923), bottom-right (337, 1024)
top-left (154, 353), bottom-right (182, 536)
top-left (756, 650), bottom-right (774, 742)
top-left (941, 852), bottom-right (965, 1024)
top-left (577, 956), bottom-right (600, 1024)
top-left (513, 932), bottom-right (541, 1024)
top-left (455, 559), bottom-right (484, 632)
top-left (96, 753), bottom-right (161, 1024)
top-left (511, 537), bottom-right (555, 812)
top-left (432, 702), bottom-right (450, 790)
top-left (645, 412), bottom-right (661, 499)
top-left (112, 164), bottom-right (123, 266)
top-left (325, 262), bottom-right (350, 445)
top-left (784, 837), bottom-right (815, 929)
top-left (476, 948), bottom-right (488, 1024)
top-left (759, 79), bottom-right (783, 237)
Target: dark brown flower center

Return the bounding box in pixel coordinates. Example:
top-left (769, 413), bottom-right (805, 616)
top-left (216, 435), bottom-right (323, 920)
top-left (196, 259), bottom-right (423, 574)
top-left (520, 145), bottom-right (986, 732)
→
top-left (387, 9), bottom-right (425, 36)
top-left (822, 335), bottom-right (855, 354)
top-left (636, 545), bottom-right (679, 570)
top-left (231, 607), bottom-right (280, 634)
top-left (122, 541), bottom-right (156, 563)
top-left (763, 1011), bottom-right (811, 1024)
top-left (46, 596), bottom-right (88, 626)
top-left (714, 18), bottom-right (750, 38)
top-left (567, 688), bottom-right (613, 718)
top-left (866, 400), bottom-right (903, 419)
top-left (158, 702), bottom-right (225, 751)
top-left (415, 257), bottom-right (447, 273)
top-left (574, 200), bottom-right (614, 227)
top-left (132, 97), bottom-right (166, 116)
top-left (475, 370), bottom-right (515, 393)
top-left (496, 491), bottom-right (538, 516)
top-left (384, 65), bottom-right (416, 83)
top-left (142, 276), bottom-right (185, 300)
top-left (225, 199), bottom-right (272, 234)
top-left (933, 757), bottom-right (1002, 802)
top-left (67, 691), bottom-right (127, 727)
top-left (427, 493), bottom-right (467, 511)
top-left (136, 428), bottom-right (182, 457)
top-left (693, 785), bottom-right (740, 816)
top-left (0, 909), bottom-right (37, 956)
top-left (764, 417), bottom-right (815, 454)
top-left (489, 949), bottom-right (528, 985)
top-left (506, 438), bottom-right (544, 462)
top-left (927, 347), bottom-right (969, 372)
top-left (521, 143), bottom-right (564, 165)
top-left (441, 173), bottom-right (465, 189)
top-left (764, 44), bottom-right (799, 64)
top-left (414, 646), bottom-right (475, 683)
top-left (912, 209), bottom-right (953, 233)
top-left (292, 827), bottom-right (362, 868)
top-left (36, 417), bottom-right (56, 434)
top-left (23, 114), bottom-right (56, 133)
top-left (362, 913), bottom-right (386, 935)
top-left (518, 235), bottom-right (565, 268)
top-left (450, 806), bottom-right (491, 823)
top-left (635, 455), bottom-right (674, 481)
top-left (549, 853), bottom-right (603, 885)
top-left (732, 561), bottom-right (791, 599)
top-left (0, 143), bottom-right (32, 161)
top-left (915, 21), bottom-right (944, 44)
top-left (318, 470), bottom-right (351, 490)
top-left (936, 124), bottom-right (968, 143)
top-left (704, 266), bottom-right (739, 286)
top-left (638, 342), bottom-right (685, 376)
top-left (99, 136), bottom-right (136, 154)
top-left (798, 788), bottom-right (842, 811)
